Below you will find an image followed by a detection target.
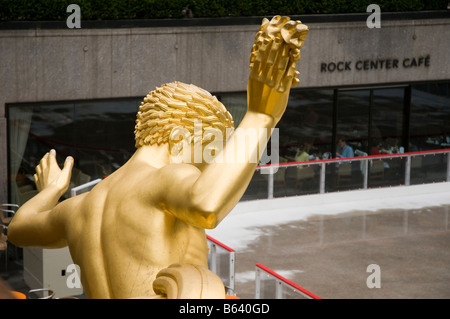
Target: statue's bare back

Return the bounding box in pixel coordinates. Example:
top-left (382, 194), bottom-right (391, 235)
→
top-left (61, 160), bottom-right (209, 298)
top-left (60, 160), bottom-right (208, 298)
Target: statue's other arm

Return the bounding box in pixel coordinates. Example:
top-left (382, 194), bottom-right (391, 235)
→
top-left (160, 16), bottom-right (308, 229)
top-left (8, 150), bottom-right (73, 248)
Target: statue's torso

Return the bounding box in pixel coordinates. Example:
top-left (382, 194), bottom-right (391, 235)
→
top-left (64, 163), bottom-right (209, 298)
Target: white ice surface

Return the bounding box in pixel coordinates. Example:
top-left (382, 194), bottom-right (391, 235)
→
top-left (206, 182), bottom-right (450, 251)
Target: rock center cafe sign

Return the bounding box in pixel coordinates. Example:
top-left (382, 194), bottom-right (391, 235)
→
top-left (320, 55), bottom-right (431, 73)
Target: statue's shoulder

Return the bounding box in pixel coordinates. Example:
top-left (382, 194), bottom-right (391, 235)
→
top-left (158, 163), bottom-right (201, 179)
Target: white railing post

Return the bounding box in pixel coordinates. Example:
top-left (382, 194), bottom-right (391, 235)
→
top-left (447, 151), bottom-right (450, 182)
top-left (228, 251), bottom-right (235, 295)
top-left (267, 166), bottom-right (274, 199)
top-left (320, 162), bottom-right (326, 194)
top-left (209, 243), bottom-right (217, 274)
top-left (405, 155), bottom-right (411, 186)
top-left (254, 267), bottom-right (261, 299)
top-left (275, 280), bottom-right (283, 299)
top-left (363, 159), bottom-right (368, 189)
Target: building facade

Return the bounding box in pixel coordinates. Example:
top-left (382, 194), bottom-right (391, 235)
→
top-left (1, 11), bottom-right (449, 204)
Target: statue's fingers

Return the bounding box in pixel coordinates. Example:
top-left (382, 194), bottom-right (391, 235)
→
top-left (249, 44), bottom-right (259, 70)
top-left (269, 15), bottom-right (289, 28)
top-left (277, 61), bottom-right (297, 93)
top-left (34, 161), bottom-right (45, 191)
top-left (35, 163), bottom-right (43, 182)
top-left (33, 173), bottom-right (42, 192)
top-left (249, 35), bottom-right (269, 72)
top-left (287, 49), bottom-right (301, 87)
top-left (266, 37), bottom-right (283, 66)
top-left (292, 23), bottom-right (309, 48)
top-left (289, 48), bottom-right (301, 63)
top-left (270, 15), bottom-right (281, 22)
top-left (254, 37), bottom-right (271, 66)
top-left (250, 37), bottom-right (272, 79)
top-left (265, 16), bottom-right (290, 39)
top-left (61, 156), bottom-right (74, 179)
top-left (260, 63), bottom-right (274, 86)
top-left (277, 57), bottom-right (290, 78)
top-left (35, 163), bottom-right (42, 175)
top-left (274, 46), bottom-right (301, 91)
top-left (281, 21), bottom-right (309, 49)
top-left (48, 149), bottom-right (60, 170)
top-left (63, 156), bottom-right (74, 170)
top-left (270, 67), bottom-right (284, 89)
top-left (285, 61), bottom-right (297, 81)
top-left (258, 37), bottom-right (287, 83)
top-left (54, 156), bottom-right (74, 191)
top-left (292, 70), bottom-right (300, 86)
top-left (258, 18), bottom-right (269, 32)
top-left (39, 152), bottom-right (49, 171)
top-left (265, 43), bottom-right (289, 87)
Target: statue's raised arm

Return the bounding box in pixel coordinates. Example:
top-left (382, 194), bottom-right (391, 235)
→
top-left (155, 17), bottom-right (309, 229)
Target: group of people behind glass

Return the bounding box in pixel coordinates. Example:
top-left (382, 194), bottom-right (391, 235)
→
top-left (293, 136), bottom-right (409, 164)
top-left (293, 137), bottom-right (355, 163)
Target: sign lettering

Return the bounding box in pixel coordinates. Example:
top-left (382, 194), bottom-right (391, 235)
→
top-left (320, 55), bottom-right (430, 73)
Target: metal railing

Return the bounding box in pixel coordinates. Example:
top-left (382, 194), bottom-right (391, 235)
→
top-left (255, 264), bottom-right (320, 299)
top-left (242, 149), bottom-right (450, 201)
top-left (206, 235), bottom-right (236, 296)
top-left (70, 179), bottom-right (103, 197)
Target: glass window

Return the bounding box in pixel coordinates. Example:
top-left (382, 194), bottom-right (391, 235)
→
top-left (274, 89), bottom-right (334, 197)
top-left (217, 92), bottom-right (247, 128)
top-left (371, 87), bottom-right (405, 155)
top-left (8, 81), bottom-right (449, 204)
top-left (8, 98), bottom-right (140, 204)
top-left (278, 89), bottom-right (334, 161)
top-left (72, 100), bottom-right (138, 177)
top-left (336, 89), bottom-right (370, 156)
top-left (410, 82), bottom-right (450, 151)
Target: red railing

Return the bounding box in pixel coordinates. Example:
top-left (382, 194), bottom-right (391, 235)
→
top-left (257, 148), bottom-right (450, 169)
top-left (206, 235), bottom-right (235, 252)
top-left (253, 148), bottom-right (450, 199)
top-left (256, 263), bottom-right (321, 299)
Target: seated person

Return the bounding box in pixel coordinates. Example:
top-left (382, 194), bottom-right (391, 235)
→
top-left (336, 138), bottom-right (354, 158)
top-left (295, 143), bottom-right (312, 168)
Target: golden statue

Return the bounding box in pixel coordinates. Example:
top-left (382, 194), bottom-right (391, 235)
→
top-left (8, 16), bottom-right (308, 299)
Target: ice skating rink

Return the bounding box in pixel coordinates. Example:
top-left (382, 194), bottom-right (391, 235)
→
top-left (206, 182), bottom-right (450, 298)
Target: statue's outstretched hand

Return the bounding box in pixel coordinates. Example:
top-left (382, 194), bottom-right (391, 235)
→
top-left (34, 149), bottom-right (73, 196)
top-left (248, 16), bottom-right (308, 123)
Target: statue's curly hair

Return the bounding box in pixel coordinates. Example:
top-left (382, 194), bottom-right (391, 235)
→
top-left (134, 81), bottom-right (234, 148)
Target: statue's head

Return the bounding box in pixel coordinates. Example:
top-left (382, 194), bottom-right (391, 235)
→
top-left (134, 81), bottom-right (234, 164)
